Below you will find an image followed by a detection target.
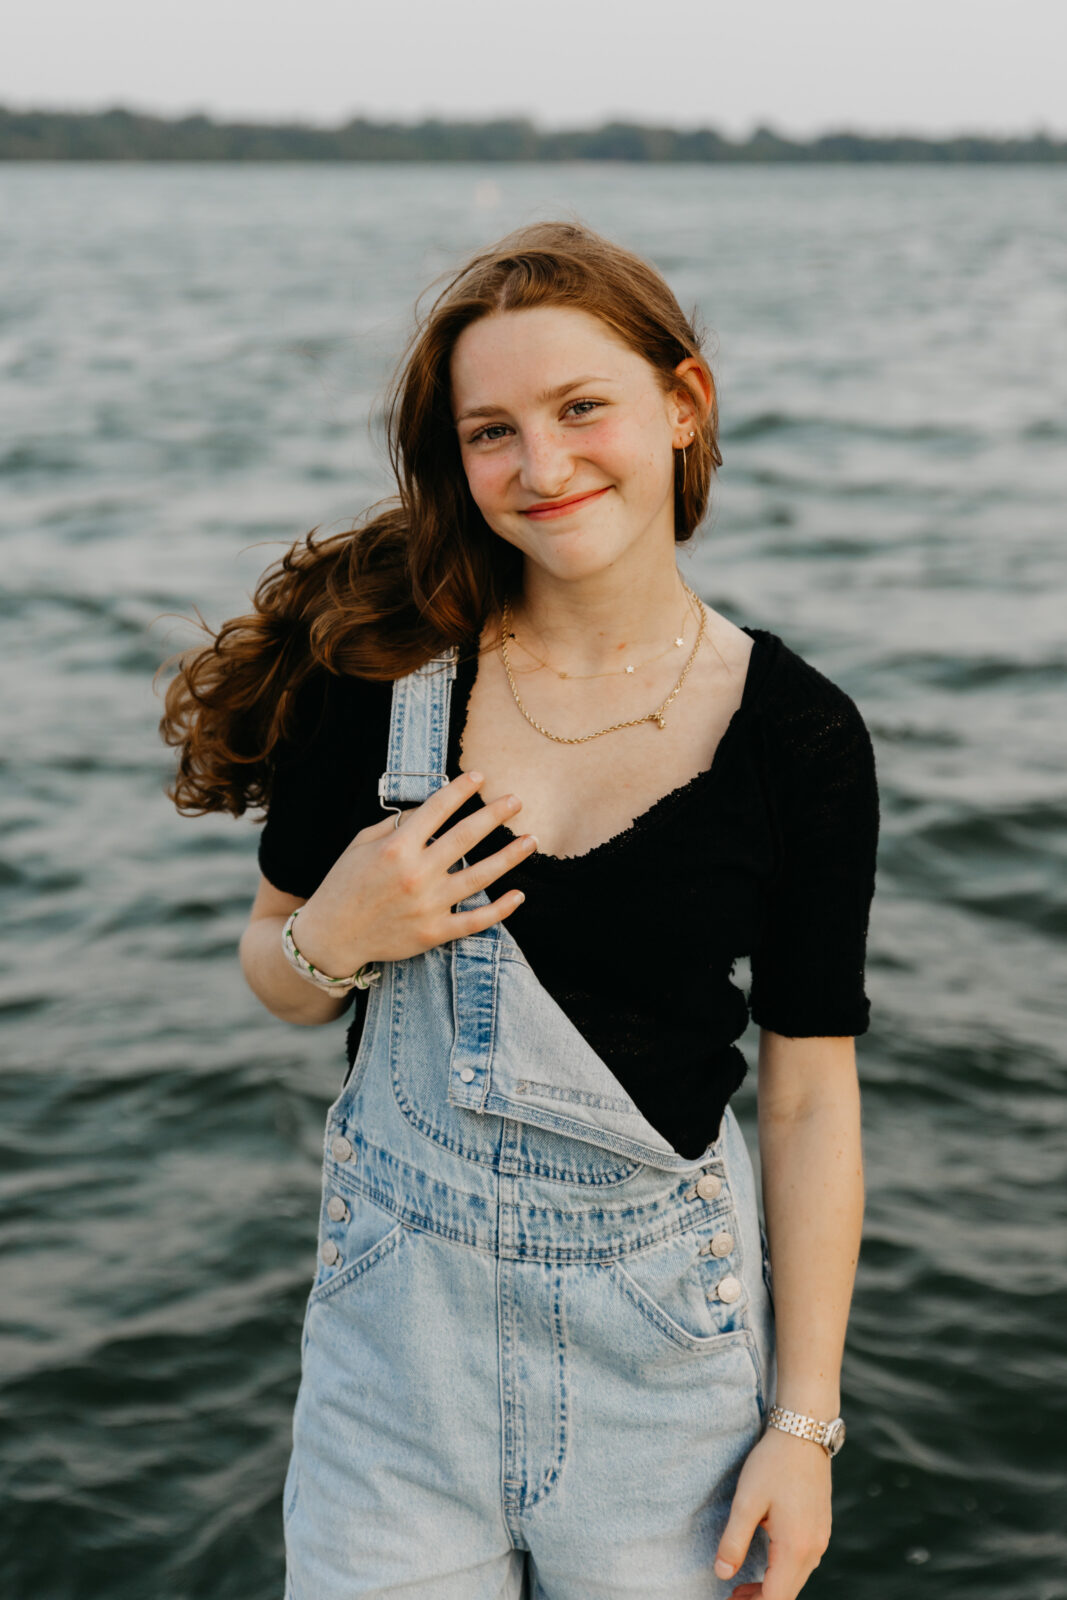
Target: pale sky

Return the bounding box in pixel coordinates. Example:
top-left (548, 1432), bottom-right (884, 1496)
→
top-left (4, 0), bottom-right (1065, 138)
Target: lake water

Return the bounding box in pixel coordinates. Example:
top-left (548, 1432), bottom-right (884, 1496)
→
top-left (1, 163), bottom-right (1065, 1600)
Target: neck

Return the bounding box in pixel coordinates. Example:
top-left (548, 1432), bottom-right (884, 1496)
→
top-left (508, 552), bottom-right (692, 677)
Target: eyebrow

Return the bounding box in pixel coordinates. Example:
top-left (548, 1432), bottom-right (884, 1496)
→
top-left (454, 375), bottom-right (614, 426)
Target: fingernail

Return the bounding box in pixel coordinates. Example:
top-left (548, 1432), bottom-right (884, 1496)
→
top-left (525, 835), bottom-right (538, 850)
top-left (514, 891), bottom-right (526, 904)
top-left (714, 1560), bottom-right (735, 1579)
top-left (467, 770), bottom-right (483, 784)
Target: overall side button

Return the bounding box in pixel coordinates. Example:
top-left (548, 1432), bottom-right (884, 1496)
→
top-left (700, 1229), bottom-right (735, 1258)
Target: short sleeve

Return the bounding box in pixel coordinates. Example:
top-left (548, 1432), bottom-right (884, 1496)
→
top-left (256, 671), bottom-right (391, 900)
top-left (748, 680), bottom-right (880, 1038)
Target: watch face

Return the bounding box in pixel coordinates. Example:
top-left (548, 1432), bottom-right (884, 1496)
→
top-left (826, 1420), bottom-right (846, 1457)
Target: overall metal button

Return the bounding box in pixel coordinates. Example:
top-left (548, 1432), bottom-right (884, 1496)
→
top-left (330, 1135), bottom-right (353, 1163)
top-left (696, 1173), bottom-right (722, 1201)
top-left (710, 1230), bottom-right (735, 1258)
top-left (716, 1274), bottom-right (742, 1303)
top-left (320, 1239), bottom-right (340, 1266)
top-left (326, 1195), bottom-right (349, 1222)
top-left (458, 1067), bottom-right (476, 1084)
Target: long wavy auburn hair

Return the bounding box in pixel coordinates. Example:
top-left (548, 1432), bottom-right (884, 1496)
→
top-left (159, 219), bottom-right (723, 817)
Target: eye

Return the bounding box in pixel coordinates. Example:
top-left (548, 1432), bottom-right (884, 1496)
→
top-left (467, 422), bottom-right (512, 445)
top-left (566, 399), bottom-right (603, 419)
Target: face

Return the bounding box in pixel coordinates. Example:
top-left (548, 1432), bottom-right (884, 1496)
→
top-left (450, 304), bottom-right (702, 586)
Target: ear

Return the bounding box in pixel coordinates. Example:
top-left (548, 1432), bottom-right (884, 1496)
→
top-left (668, 356), bottom-right (713, 435)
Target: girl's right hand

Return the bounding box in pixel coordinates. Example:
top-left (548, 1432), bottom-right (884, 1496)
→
top-left (289, 770), bottom-right (535, 979)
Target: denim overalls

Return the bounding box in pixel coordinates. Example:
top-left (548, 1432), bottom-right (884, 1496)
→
top-left (283, 650), bottom-right (777, 1600)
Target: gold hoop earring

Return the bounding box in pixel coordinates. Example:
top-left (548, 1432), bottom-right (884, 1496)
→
top-left (680, 429), bottom-right (696, 495)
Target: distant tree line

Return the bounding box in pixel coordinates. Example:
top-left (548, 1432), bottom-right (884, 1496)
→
top-left (1, 106), bottom-right (1064, 162)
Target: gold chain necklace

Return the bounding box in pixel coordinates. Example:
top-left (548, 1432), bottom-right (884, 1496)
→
top-left (507, 589), bottom-right (698, 680)
top-left (499, 581), bottom-right (707, 743)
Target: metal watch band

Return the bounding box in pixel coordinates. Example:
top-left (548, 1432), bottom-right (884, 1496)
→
top-left (767, 1405), bottom-right (846, 1457)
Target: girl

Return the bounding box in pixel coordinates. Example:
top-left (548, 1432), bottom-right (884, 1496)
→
top-left (162, 220), bottom-right (878, 1600)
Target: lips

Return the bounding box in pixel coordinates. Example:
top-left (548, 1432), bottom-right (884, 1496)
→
top-left (520, 486), bottom-right (611, 519)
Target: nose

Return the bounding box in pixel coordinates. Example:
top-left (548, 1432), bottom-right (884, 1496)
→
top-left (518, 426), bottom-right (574, 500)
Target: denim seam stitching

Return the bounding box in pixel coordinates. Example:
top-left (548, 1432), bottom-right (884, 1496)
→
top-left (502, 1210), bottom-right (720, 1264)
top-left (515, 1078), bottom-right (636, 1114)
top-left (519, 1265), bottom-right (569, 1512)
top-left (390, 956), bottom-right (500, 1166)
top-left (328, 1162), bottom-right (493, 1240)
top-left (498, 1256), bottom-right (525, 1541)
top-left (481, 1093), bottom-right (693, 1168)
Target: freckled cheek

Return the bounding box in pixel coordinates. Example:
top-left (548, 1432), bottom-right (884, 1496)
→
top-left (462, 455), bottom-right (512, 513)
top-left (588, 421), bottom-right (664, 489)
top-left (581, 420), bottom-right (636, 479)
top-left (588, 419), bottom-right (623, 453)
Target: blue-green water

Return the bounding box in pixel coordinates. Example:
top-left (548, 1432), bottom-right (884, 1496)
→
top-left (1, 164), bottom-right (1065, 1600)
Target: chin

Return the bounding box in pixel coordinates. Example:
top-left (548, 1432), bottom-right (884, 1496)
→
top-left (526, 546), bottom-right (629, 584)
top-left (499, 524), bottom-right (639, 582)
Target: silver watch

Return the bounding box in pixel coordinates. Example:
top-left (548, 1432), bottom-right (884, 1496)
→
top-left (767, 1405), bottom-right (846, 1458)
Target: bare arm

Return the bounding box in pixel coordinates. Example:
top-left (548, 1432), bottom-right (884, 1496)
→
top-left (238, 878), bottom-right (351, 1026)
top-left (758, 1030), bottom-right (864, 1419)
top-left (716, 1031), bottom-right (864, 1600)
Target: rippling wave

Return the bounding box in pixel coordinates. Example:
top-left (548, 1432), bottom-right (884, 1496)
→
top-left (1, 164), bottom-right (1064, 1600)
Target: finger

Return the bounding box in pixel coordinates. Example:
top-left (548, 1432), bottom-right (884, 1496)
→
top-left (444, 832), bottom-right (537, 901)
top-left (715, 1494), bottom-right (764, 1586)
top-left (446, 835), bottom-right (537, 902)
top-left (406, 770), bottom-right (486, 846)
top-left (427, 789), bottom-right (523, 867)
top-left (445, 888), bottom-right (526, 939)
top-left (760, 1542), bottom-right (819, 1600)
top-left (358, 812), bottom-right (405, 841)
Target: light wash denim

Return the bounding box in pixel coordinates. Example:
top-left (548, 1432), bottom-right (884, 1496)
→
top-left (283, 650), bottom-right (777, 1599)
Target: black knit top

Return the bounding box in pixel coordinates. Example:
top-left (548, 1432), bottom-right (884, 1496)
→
top-left (257, 626), bottom-right (880, 1158)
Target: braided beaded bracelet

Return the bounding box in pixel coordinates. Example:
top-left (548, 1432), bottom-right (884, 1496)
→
top-left (281, 909), bottom-right (381, 995)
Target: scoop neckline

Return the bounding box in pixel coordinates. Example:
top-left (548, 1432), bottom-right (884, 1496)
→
top-left (450, 624), bottom-right (777, 871)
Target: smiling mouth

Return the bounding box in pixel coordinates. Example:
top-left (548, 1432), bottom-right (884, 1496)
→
top-left (521, 487), bottom-right (611, 519)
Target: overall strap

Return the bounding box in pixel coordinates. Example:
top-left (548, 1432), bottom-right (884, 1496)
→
top-left (377, 647), bottom-right (459, 817)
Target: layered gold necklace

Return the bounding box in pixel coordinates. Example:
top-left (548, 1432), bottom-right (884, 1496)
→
top-left (499, 580), bottom-right (707, 744)
top-left (507, 588), bottom-right (698, 680)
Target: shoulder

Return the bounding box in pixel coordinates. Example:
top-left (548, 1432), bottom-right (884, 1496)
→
top-left (269, 667), bottom-right (393, 779)
top-left (746, 629), bottom-right (879, 832)
top-left (752, 630), bottom-right (873, 746)
top-left (257, 667), bottom-right (395, 890)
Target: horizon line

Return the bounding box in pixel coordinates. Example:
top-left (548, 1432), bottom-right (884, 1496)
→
top-left (2, 102), bottom-right (1064, 145)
